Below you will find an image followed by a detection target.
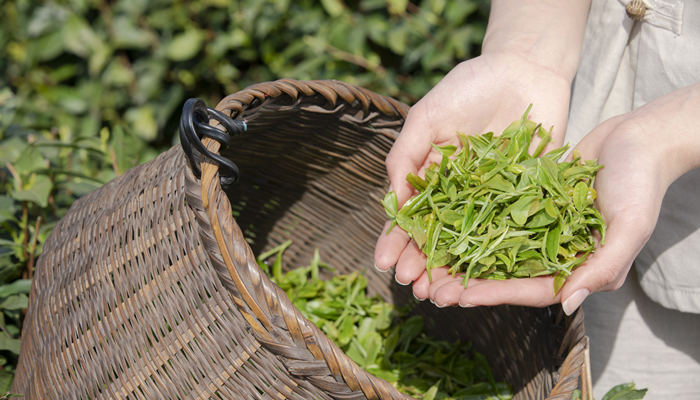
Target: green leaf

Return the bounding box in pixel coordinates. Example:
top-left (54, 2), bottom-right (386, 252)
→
top-left (387, 0), bottom-right (409, 15)
top-left (62, 14), bottom-right (101, 57)
top-left (509, 195), bottom-right (537, 226)
top-left (125, 106), bottom-right (158, 142)
top-left (0, 294), bottom-right (28, 310)
top-left (422, 383), bottom-right (439, 400)
top-left (544, 197), bottom-right (560, 218)
top-left (382, 107), bottom-right (604, 294)
top-left (41, 86), bottom-right (88, 114)
top-left (167, 29), bottom-right (205, 61)
top-left (545, 223), bottom-right (562, 262)
top-left (601, 382), bottom-right (648, 400)
top-left (526, 210), bottom-right (556, 228)
top-left (573, 181), bottom-right (590, 211)
top-left (28, 4), bottom-right (69, 37)
top-left (406, 172), bottom-right (427, 191)
top-left (483, 174), bottom-right (515, 192)
top-left (103, 59), bottom-right (135, 87)
top-left (439, 208), bottom-right (464, 226)
top-left (12, 175), bottom-right (53, 207)
top-left (0, 370), bottom-right (14, 394)
top-left (0, 333), bottom-right (20, 354)
top-left (337, 317), bottom-right (355, 346)
top-left (0, 138), bottom-right (27, 166)
top-left (511, 258), bottom-right (549, 278)
top-left (0, 280), bottom-right (32, 298)
top-left (388, 24), bottom-right (409, 55)
top-left (111, 16), bottom-right (156, 49)
top-left (30, 29), bottom-right (66, 61)
top-left (444, 0), bottom-right (480, 24)
top-left (553, 271), bottom-right (566, 295)
top-left (382, 191), bottom-right (398, 219)
top-left (0, 197), bottom-right (17, 224)
top-left (257, 243), bottom-right (510, 398)
top-left (320, 0), bottom-right (345, 17)
top-left (12, 146), bottom-right (46, 176)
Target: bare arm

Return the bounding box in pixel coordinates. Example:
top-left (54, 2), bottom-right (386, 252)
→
top-left (484, 0), bottom-right (591, 82)
top-left (374, 1), bottom-right (593, 297)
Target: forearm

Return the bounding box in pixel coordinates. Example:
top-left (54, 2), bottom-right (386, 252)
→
top-left (482, 0), bottom-right (591, 82)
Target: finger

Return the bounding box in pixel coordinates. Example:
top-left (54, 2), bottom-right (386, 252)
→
top-left (374, 220), bottom-right (410, 271)
top-left (429, 274), bottom-right (486, 308)
top-left (559, 213), bottom-right (653, 315)
top-left (458, 277), bottom-right (559, 307)
top-left (395, 241), bottom-right (427, 285)
top-left (412, 267), bottom-right (451, 300)
top-left (386, 104), bottom-right (435, 205)
top-left (432, 279), bottom-right (464, 307)
top-left (428, 273), bottom-right (462, 301)
top-left (571, 115), bottom-right (625, 160)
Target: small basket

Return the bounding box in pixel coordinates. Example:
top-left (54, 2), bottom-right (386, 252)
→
top-left (13, 79), bottom-right (590, 399)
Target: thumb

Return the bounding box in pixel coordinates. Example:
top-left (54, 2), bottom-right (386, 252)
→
top-left (571, 115), bottom-right (625, 161)
top-left (386, 105), bottom-right (434, 206)
top-left (559, 213), bottom-right (652, 315)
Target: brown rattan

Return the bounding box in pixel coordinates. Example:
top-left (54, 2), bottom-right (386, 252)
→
top-left (14, 79), bottom-right (590, 400)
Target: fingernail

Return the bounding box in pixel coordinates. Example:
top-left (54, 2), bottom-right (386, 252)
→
top-left (562, 289), bottom-right (590, 316)
top-left (374, 263), bottom-right (386, 272)
top-left (394, 274), bottom-right (409, 286)
top-left (435, 301), bottom-right (447, 308)
top-left (459, 301), bottom-right (475, 308)
top-left (412, 292), bottom-right (424, 302)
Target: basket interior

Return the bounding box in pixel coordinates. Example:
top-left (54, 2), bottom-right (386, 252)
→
top-left (220, 90), bottom-right (572, 398)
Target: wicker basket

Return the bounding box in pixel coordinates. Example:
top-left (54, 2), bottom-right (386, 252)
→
top-left (13, 79), bottom-right (590, 400)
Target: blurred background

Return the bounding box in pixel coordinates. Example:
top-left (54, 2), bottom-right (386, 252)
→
top-left (0, 0), bottom-right (489, 391)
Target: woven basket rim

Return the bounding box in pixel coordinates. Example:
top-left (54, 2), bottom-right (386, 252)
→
top-left (194, 78), bottom-right (590, 400)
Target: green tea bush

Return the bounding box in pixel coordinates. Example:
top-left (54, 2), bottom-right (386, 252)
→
top-left (0, 0), bottom-right (489, 392)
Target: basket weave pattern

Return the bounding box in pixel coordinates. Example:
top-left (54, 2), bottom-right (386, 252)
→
top-left (14, 79), bottom-right (588, 399)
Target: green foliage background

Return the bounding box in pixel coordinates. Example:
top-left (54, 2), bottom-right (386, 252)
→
top-left (0, 0), bottom-right (489, 392)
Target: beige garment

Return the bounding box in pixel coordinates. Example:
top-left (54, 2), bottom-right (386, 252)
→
top-left (583, 268), bottom-right (700, 399)
top-left (568, 0), bottom-right (700, 312)
top-left (566, 0), bottom-right (700, 398)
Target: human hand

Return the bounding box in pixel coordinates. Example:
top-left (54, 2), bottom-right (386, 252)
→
top-left (373, 52), bottom-right (573, 291)
top-left (420, 83), bottom-right (700, 313)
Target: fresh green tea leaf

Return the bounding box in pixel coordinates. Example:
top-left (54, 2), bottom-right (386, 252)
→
top-left (601, 382), bottom-right (648, 400)
top-left (258, 244), bottom-right (512, 399)
top-left (383, 107), bottom-right (605, 295)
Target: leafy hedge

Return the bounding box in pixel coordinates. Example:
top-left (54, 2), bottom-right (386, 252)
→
top-left (0, 0), bottom-right (489, 392)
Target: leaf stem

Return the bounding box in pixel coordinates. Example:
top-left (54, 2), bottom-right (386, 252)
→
top-left (27, 216), bottom-right (42, 280)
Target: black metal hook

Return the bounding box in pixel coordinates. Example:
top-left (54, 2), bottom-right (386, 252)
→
top-left (179, 98), bottom-right (247, 189)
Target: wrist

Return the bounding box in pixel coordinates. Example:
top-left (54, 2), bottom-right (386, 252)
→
top-left (482, 0), bottom-right (591, 83)
top-left (622, 83), bottom-right (700, 185)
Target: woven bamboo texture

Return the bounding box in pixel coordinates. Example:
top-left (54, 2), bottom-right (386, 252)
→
top-left (14, 79), bottom-right (590, 400)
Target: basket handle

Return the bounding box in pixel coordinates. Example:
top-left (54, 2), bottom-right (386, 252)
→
top-left (179, 98), bottom-right (247, 190)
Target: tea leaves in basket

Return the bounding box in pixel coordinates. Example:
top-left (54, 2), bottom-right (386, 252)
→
top-left (383, 107), bottom-right (606, 295)
top-left (570, 382), bottom-right (647, 400)
top-left (257, 242), bottom-right (512, 400)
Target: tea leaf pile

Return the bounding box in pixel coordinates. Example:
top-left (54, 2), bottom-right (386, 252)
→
top-left (383, 108), bottom-right (606, 294)
top-left (257, 242), bottom-right (512, 400)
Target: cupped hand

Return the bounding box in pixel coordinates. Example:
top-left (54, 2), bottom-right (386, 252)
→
top-left (421, 84), bottom-right (700, 313)
top-left (373, 52), bottom-right (574, 296)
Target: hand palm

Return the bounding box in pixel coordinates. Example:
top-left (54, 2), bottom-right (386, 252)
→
top-left (421, 117), bottom-right (667, 309)
top-left (374, 53), bottom-right (573, 299)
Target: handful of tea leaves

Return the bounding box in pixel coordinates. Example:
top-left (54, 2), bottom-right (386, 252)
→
top-left (257, 242), bottom-right (512, 400)
top-left (382, 108), bottom-right (606, 294)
